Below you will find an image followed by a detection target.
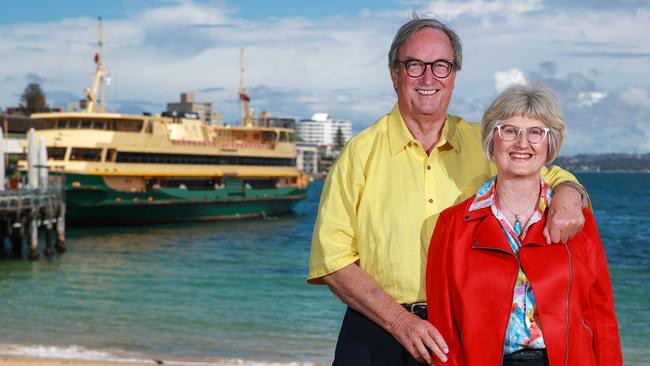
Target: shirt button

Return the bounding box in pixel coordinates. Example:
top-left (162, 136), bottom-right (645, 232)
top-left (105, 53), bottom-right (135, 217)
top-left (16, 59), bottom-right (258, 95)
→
top-left (428, 198), bottom-right (434, 203)
top-left (427, 165), bottom-right (431, 170)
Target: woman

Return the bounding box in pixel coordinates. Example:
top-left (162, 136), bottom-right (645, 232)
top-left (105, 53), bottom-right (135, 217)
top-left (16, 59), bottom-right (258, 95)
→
top-left (426, 84), bottom-right (622, 365)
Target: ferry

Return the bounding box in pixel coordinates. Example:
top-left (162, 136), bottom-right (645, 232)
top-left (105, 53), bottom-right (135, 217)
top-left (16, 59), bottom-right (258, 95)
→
top-left (21, 20), bottom-right (309, 226)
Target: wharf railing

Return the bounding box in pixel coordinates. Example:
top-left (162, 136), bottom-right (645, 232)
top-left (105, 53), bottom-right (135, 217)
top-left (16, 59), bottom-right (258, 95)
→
top-left (0, 181), bottom-right (66, 260)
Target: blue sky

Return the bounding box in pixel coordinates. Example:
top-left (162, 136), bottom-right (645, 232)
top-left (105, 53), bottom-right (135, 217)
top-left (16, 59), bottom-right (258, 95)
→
top-left (1, 0), bottom-right (649, 154)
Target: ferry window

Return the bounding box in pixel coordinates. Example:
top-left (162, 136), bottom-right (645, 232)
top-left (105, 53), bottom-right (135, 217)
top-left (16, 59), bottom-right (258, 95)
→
top-left (145, 121), bottom-right (153, 134)
top-left (55, 120), bottom-right (67, 129)
top-left (288, 132), bottom-right (295, 142)
top-left (261, 131), bottom-right (276, 142)
top-left (105, 148), bottom-right (116, 162)
top-left (70, 148), bottom-right (102, 161)
top-left (93, 121), bottom-right (106, 130)
top-left (68, 120), bottom-right (79, 128)
top-left (113, 120), bottom-right (121, 130)
top-left (116, 120), bottom-right (144, 132)
top-left (47, 147), bottom-right (67, 160)
top-left (81, 120), bottom-right (92, 129)
top-left (279, 131), bottom-right (288, 142)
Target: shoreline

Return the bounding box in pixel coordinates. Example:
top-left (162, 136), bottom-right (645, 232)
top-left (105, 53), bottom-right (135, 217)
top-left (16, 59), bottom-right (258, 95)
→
top-left (0, 356), bottom-right (151, 366)
top-left (0, 355), bottom-right (329, 366)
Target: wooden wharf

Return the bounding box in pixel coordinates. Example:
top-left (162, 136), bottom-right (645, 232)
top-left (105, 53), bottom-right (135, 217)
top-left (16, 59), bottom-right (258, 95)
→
top-left (0, 181), bottom-right (66, 260)
top-left (0, 127), bottom-right (66, 260)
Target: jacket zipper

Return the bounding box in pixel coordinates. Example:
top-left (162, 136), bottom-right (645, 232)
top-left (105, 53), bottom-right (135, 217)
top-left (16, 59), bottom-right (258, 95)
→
top-left (472, 245), bottom-right (519, 365)
top-left (582, 318), bottom-right (593, 338)
top-left (563, 243), bottom-right (573, 366)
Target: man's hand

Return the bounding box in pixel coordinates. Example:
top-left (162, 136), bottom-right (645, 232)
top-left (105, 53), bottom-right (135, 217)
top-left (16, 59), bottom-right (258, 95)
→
top-left (388, 310), bottom-right (448, 365)
top-left (544, 184), bottom-right (585, 244)
top-left (323, 264), bottom-right (449, 364)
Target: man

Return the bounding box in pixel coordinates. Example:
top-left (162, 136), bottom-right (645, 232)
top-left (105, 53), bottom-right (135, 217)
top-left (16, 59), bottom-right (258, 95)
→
top-left (308, 16), bottom-right (586, 366)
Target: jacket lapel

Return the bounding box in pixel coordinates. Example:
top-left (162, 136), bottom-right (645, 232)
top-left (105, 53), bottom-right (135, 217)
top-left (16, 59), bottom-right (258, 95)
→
top-left (466, 206), bottom-right (513, 254)
top-left (521, 213), bottom-right (548, 247)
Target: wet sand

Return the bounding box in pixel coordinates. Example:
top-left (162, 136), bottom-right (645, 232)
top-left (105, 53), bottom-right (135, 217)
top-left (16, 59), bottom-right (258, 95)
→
top-left (0, 357), bottom-right (157, 366)
top-left (0, 356), bottom-right (328, 366)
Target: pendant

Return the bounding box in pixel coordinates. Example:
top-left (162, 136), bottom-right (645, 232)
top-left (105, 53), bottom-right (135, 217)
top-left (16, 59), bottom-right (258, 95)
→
top-left (513, 214), bottom-right (522, 236)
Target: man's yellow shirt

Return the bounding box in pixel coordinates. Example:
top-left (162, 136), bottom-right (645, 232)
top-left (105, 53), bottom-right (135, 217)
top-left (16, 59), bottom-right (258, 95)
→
top-left (308, 104), bottom-right (580, 304)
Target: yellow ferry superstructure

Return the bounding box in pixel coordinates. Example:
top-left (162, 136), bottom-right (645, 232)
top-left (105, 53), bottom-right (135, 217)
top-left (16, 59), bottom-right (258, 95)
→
top-left (20, 18), bottom-right (309, 225)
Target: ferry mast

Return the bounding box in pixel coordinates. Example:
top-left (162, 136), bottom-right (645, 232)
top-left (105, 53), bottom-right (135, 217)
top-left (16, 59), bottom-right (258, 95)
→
top-left (239, 48), bottom-right (254, 127)
top-left (85, 17), bottom-right (108, 113)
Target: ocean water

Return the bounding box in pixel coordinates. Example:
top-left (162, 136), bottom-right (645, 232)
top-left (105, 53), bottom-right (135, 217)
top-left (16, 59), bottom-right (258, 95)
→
top-left (0, 173), bottom-right (648, 365)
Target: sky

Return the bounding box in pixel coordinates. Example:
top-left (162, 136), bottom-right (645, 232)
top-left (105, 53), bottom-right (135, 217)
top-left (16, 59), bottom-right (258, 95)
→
top-left (1, 0), bottom-right (649, 155)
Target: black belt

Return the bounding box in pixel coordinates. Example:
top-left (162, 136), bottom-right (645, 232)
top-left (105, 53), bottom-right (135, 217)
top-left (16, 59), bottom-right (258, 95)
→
top-left (504, 349), bottom-right (547, 361)
top-left (401, 303), bottom-right (427, 320)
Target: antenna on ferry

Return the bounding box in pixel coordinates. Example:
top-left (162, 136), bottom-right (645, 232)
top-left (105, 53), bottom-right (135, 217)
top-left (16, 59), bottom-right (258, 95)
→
top-left (239, 48), bottom-right (254, 127)
top-left (84, 16), bottom-right (108, 113)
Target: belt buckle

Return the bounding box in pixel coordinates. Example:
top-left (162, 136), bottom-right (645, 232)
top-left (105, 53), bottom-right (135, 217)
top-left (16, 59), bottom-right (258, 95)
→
top-left (402, 302), bottom-right (427, 320)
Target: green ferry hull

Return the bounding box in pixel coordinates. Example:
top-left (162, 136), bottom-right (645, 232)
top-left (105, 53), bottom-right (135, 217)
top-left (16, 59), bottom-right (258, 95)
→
top-left (63, 174), bottom-right (308, 226)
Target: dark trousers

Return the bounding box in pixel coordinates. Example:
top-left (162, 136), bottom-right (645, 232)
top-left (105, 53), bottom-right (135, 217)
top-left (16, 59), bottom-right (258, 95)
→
top-left (502, 350), bottom-right (550, 366)
top-left (503, 359), bottom-right (549, 366)
top-left (333, 307), bottom-right (426, 366)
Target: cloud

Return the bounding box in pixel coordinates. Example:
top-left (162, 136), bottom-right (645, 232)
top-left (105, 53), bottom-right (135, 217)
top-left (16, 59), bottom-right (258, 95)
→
top-left (25, 73), bottom-right (48, 84)
top-left (577, 91), bottom-right (607, 107)
top-left (244, 84), bottom-right (394, 129)
top-left (424, 0), bottom-right (543, 20)
top-left (537, 61), bottom-right (557, 76)
top-left (494, 68), bottom-right (527, 92)
top-left (111, 100), bottom-right (165, 115)
top-left (564, 51), bottom-right (650, 59)
top-left (525, 70), bottom-right (649, 154)
top-left (1, 1), bottom-right (649, 154)
top-left (45, 90), bottom-right (82, 109)
top-left (620, 86), bottom-right (650, 108)
top-left (197, 87), bottom-right (226, 93)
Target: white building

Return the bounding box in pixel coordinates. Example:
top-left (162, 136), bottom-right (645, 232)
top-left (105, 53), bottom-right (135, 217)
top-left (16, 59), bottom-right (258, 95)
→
top-left (296, 143), bottom-right (319, 174)
top-left (296, 113), bottom-right (353, 147)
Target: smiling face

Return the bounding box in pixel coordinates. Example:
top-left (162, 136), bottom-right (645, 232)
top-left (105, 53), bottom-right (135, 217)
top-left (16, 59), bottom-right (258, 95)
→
top-left (390, 27), bottom-right (456, 125)
top-left (492, 115), bottom-right (549, 180)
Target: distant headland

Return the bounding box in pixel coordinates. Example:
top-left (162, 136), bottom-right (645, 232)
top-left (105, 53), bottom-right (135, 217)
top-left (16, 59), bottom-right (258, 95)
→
top-left (555, 153), bottom-right (650, 173)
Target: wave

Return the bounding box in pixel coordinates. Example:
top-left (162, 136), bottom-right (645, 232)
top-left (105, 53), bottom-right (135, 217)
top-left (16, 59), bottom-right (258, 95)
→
top-left (0, 343), bottom-right (326, 366)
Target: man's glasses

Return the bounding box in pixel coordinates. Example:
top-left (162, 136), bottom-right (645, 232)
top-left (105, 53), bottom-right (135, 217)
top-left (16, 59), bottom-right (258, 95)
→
top-left (495, 124), bottom-right (549, 144)
top-left (399, 59), bottom-right (454, 78)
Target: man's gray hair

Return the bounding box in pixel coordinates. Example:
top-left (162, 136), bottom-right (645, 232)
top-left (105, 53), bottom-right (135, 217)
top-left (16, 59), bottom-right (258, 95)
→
top-left (481, 83), bottom-right (566, 164)
top-left (388, 14), bottom-right (463, 72)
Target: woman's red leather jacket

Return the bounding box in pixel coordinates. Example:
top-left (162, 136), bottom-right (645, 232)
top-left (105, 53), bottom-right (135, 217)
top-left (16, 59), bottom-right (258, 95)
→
top-left (426, 196), bottom-right (622, 365)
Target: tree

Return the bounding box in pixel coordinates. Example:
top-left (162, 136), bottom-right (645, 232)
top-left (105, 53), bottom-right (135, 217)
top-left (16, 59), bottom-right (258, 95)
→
top-left (20, 83), bottom-right (48, 114)
top-left (335, 126), bottom-right (345, 149)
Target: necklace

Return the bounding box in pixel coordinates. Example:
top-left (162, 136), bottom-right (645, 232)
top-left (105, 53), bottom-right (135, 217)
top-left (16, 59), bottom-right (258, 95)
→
top-left (507, 208), bottom-right (525, 235)
top-left (496, 181), bottom-right (541, 236)
top-left (498, 196), bottom-right (537, 236)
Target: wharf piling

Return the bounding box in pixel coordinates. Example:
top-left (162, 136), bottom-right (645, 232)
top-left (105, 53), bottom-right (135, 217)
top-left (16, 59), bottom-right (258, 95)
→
top-left (0, 127), bottom-right (66, 260)
top-left (0, 184), bottom-right (66, 260)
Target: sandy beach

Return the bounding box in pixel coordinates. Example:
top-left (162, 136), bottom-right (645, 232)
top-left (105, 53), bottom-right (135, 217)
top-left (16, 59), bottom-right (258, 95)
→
top-left (0, 357), bottom-right (159, 366)
top-left (0, 356), bottom-right (328, 366)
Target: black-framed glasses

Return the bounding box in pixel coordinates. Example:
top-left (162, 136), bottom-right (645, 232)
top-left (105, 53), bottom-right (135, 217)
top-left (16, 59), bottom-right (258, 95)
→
top-left (495, 124), bottom-right (549, 144)
top-left (399, 59), bottom-right (454, 78)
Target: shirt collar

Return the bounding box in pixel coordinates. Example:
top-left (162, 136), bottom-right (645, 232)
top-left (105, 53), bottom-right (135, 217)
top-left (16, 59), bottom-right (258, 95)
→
top-left (468, 176), bottom-right (553, 213)
top-left (387, 103), bottom-right (461, 156)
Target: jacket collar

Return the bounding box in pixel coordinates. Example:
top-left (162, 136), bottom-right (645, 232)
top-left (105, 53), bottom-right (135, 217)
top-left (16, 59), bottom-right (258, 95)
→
top-left (465, 199), bottom-right (549, 251)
